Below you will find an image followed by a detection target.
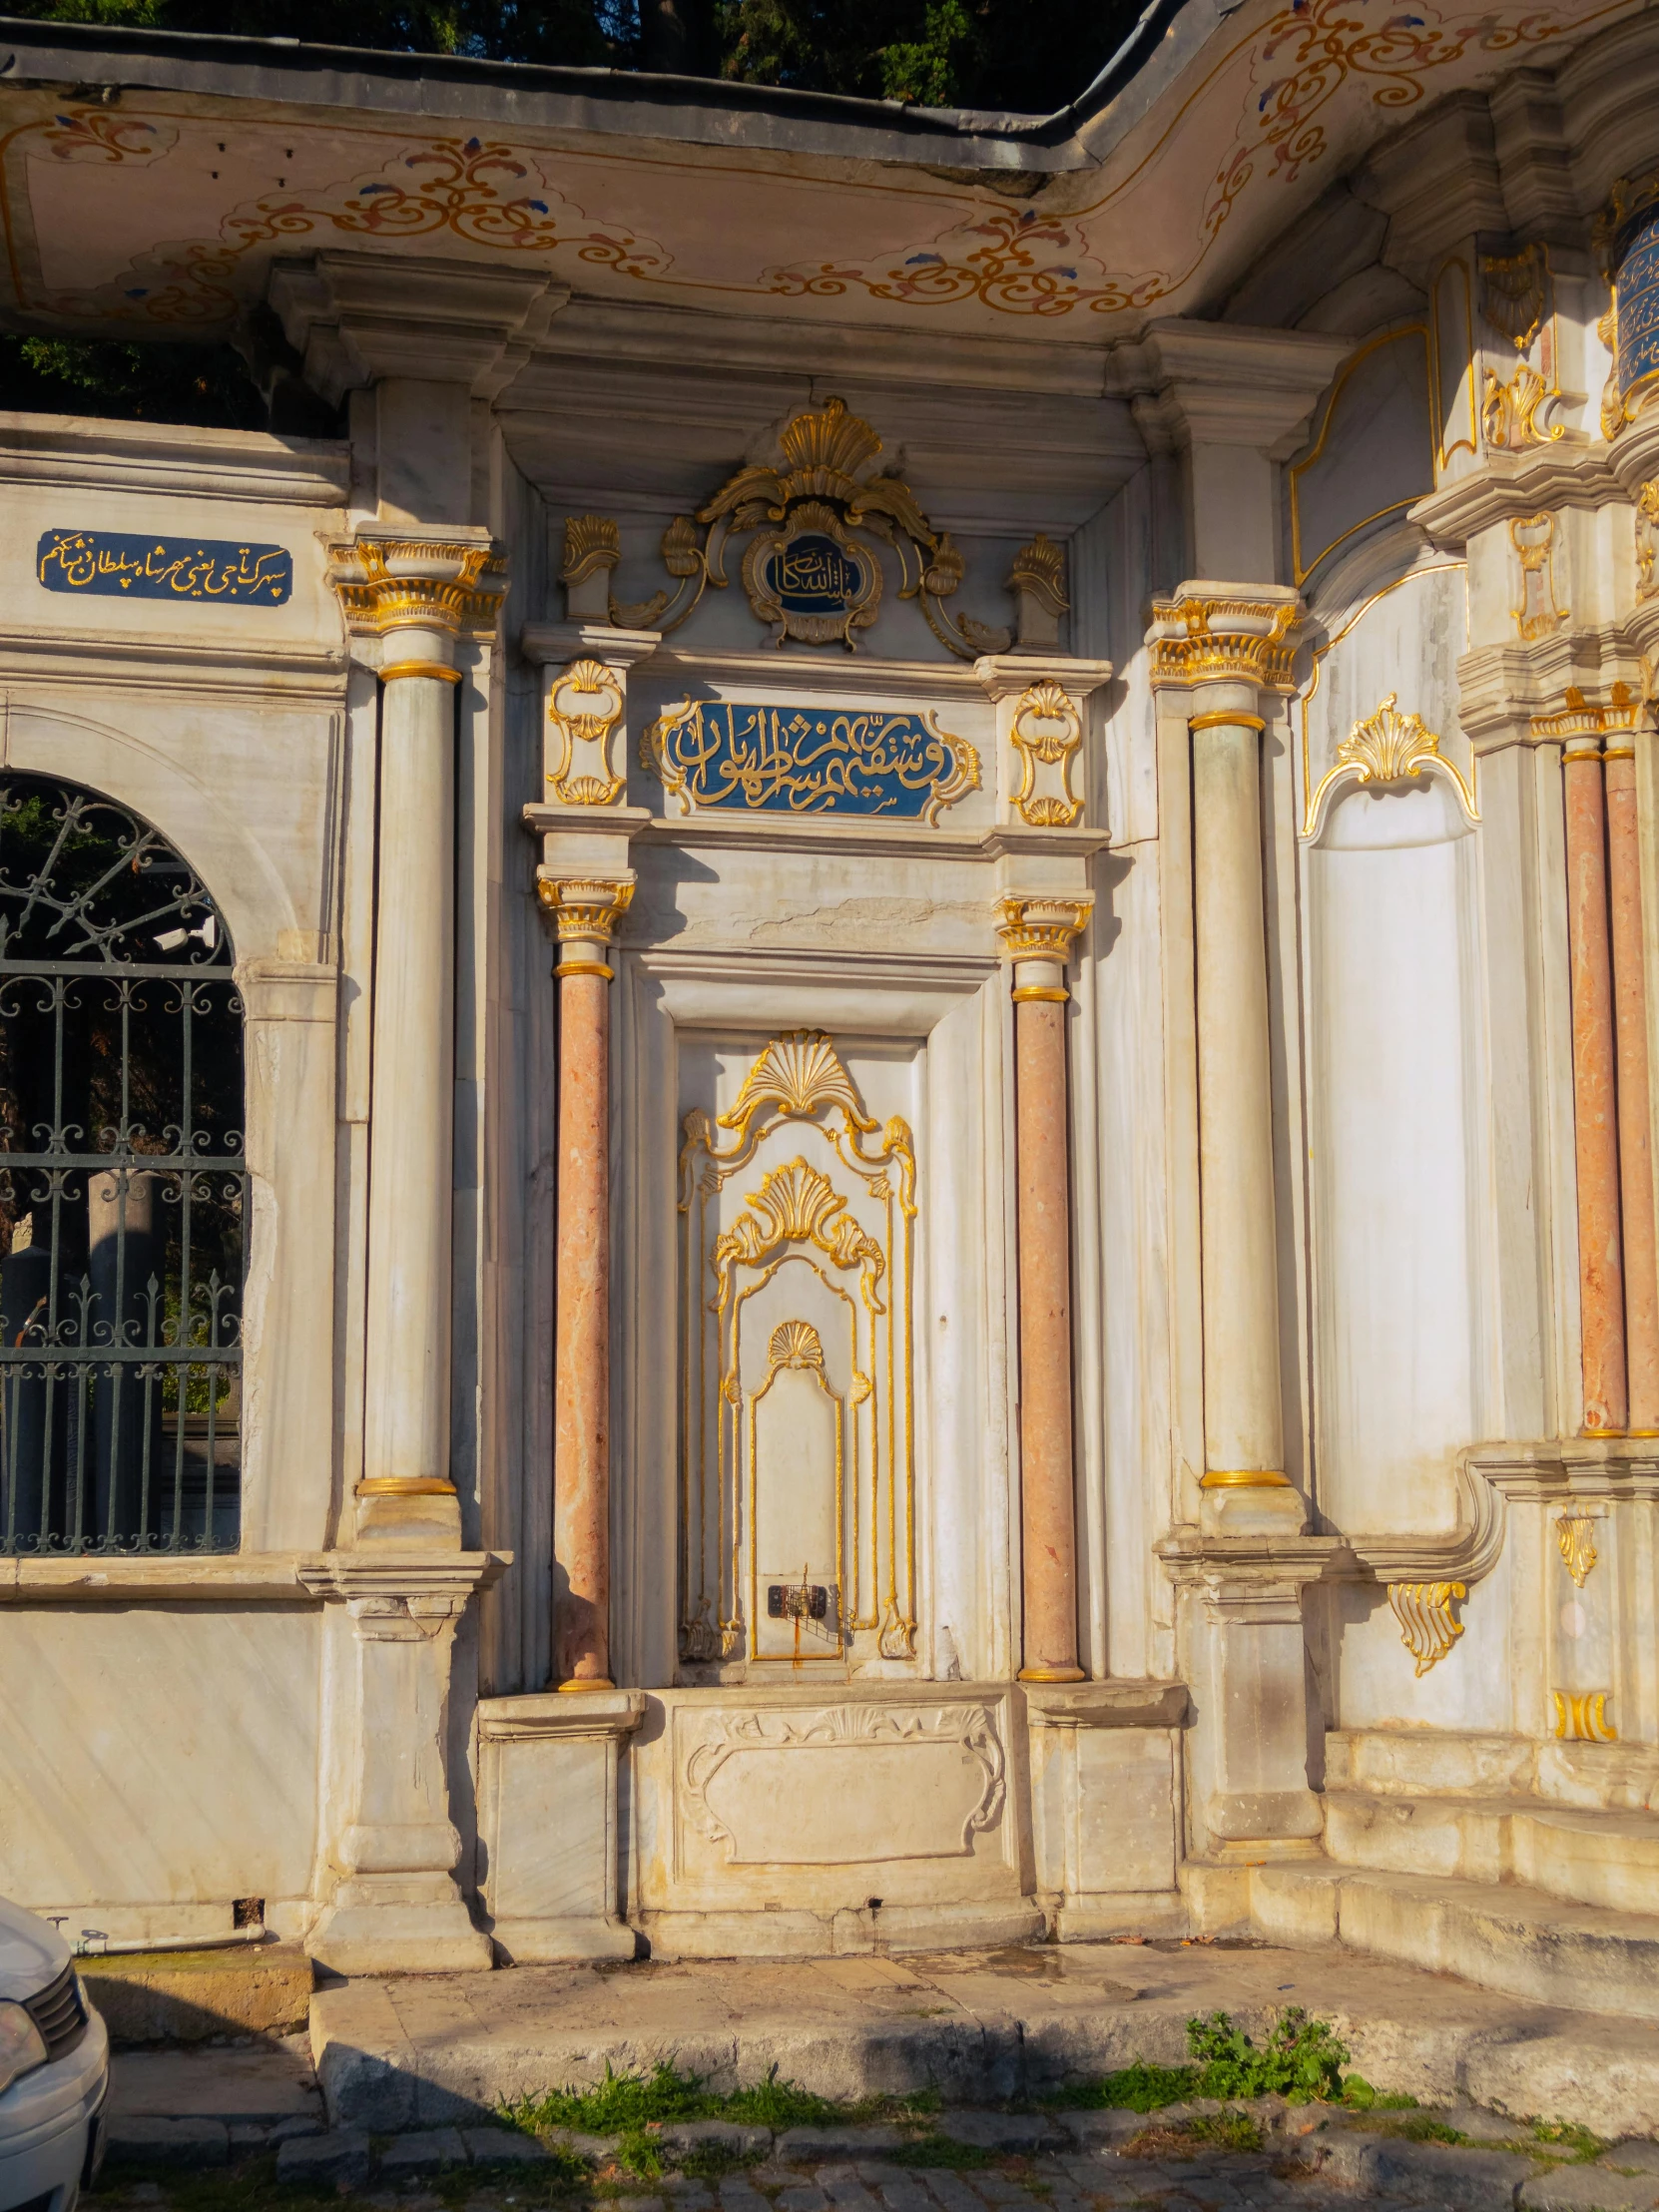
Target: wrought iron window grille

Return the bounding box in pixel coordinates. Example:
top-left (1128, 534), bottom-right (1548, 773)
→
top-left (0, 776), bottom-right (247, 1554)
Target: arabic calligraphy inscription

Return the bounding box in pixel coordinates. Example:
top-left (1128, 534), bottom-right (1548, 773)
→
top-left (37, 530), bottom-right (293, 605)
top-left (643, 700), bottom-right (979, 823)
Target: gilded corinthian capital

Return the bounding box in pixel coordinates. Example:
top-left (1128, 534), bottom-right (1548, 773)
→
top-left (537, 876), bottom-right (635, 943)
top-left (1146, 587), bottom-right (1306, 692)
top-left (997, 894), bottom-right (1092, 964)
top-left (327, 529), bottom-right (509, 638)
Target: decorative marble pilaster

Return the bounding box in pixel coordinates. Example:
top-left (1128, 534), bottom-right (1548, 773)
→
top-left (1148, 587), bottom-right (1305, 1535)
top-left (538, 874), bottom-right (634, 1688)
top-left (998, 894), bottom-right (1091, 1682)
top-left (328, 531), bottom-right (508, 1545)
top-left (299, 1552), bottom-right (507, 1974)
top-left (1562, 734), bottom-right (1628, 1434)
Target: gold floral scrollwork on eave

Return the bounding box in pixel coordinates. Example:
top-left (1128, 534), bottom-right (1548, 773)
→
top-left (678, 1031), bottom-right (918, 1673)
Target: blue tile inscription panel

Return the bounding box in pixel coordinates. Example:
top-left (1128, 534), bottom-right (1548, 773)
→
top-left (645, 699), bottom-right (979, 822)
top-left (37, 530), bottom-right (292, 605)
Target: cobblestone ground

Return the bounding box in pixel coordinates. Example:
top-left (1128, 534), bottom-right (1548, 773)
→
top-left (93, 2101), bottom-right (1659, 2212)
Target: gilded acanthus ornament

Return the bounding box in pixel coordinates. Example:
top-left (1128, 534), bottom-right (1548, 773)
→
top-left (1529, 682), bottom-right (1640, 742)
top-left (327, 534), bottom-right (508, 637)
top-left (1387, 1580), bottom-right (1465, 1676)
top-left (535, 875), bottom-right (635, 944)
top-left (1147, 594), bottom-right (1304, 691)
top-left (996, 894), bottom-right (1091, 964)
top-left (1555, 1512), bottom-right (1599, 1589)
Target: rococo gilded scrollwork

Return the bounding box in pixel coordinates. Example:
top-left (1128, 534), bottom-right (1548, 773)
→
top-left (1008, 681), bottom-right (1084, 829)
top-left (1388, 1579), bottom-right (1466, 1676)
top-left (1509, 512), bottom-right (1568, 642)
top-left (642, 700), bottom-right (979, 822)
top-left (1304, 693), bottom-right (1477, 836)
top-left (546, 659), bottom-right (627, 807)
top-left (678, 1032), bottom-right (917, 1671)
top-left (575, 398), bottom-right (1011, 662)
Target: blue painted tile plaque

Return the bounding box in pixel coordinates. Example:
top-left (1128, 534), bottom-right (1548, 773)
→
top-left (644, 699), bottom-right (979, 822)
top-left (36, 530), bottom-right (292, 605)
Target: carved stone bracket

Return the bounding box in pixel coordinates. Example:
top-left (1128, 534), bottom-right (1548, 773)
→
top-left (296, 1551), bottom-right (509, 1637)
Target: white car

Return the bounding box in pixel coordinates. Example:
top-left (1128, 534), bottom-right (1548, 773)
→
top-left (0, 1901), bottom-right (107, 2212)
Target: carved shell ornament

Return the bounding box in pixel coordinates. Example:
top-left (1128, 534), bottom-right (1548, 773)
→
top-left (1303, 693), bottom-right (1477, 836)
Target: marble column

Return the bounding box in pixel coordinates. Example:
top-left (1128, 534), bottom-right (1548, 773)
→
top-left (1604, 742), bottom-right (1659, 1430)
top-left (538, 875), bottom-right (634, 1688)
top-left (1149, 590), bottom-right (1305, 1530)
top-left (998, 895), bottom-right (1090, 1683)
top-left (329, 533), bottom-right (508, 1542)
top-left (1147, 590), bottom-right (1324, 1862)
top-left (1563, 734), bottom-right (1627, 1434)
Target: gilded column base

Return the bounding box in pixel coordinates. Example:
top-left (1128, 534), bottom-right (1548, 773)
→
top-left (353, 1477), bottom-right (463, 1548)
top-left (1199, 1478), bottom-right (1307, 1539)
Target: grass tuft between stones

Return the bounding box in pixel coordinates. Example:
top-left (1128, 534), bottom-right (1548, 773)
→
top-left (503, 2059), bottom-right (938, 2143)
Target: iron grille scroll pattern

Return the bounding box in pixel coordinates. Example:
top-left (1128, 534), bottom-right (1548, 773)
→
top-left (0, 776), bottom-right (247, 1554)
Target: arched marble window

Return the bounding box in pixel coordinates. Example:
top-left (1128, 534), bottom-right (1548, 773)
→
top-left (0, 775), bottom-right (246, 1553)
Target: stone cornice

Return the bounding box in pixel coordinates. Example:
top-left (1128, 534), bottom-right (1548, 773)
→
top-left (1109, 322), bottom-right (1352, 455)
top-left (1410, 443), bottom-right (1627, 550)
top-left (0, 411), bottom-right (348, 507)
top-left (476, 1688), bottom-right (647, 1740)
top-left (270, 251), bottom-right (568, 406)
top-left (1455, 632), bottom-right (1649, 750)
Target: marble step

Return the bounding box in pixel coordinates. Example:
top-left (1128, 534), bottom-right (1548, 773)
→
top-left (1251, 1860), bottom-right (1659, 2021)
top-left (1327, 1726), bottom-right (1659, 1813)
top-left (1323, 1789), bottom-right (1659, 1916)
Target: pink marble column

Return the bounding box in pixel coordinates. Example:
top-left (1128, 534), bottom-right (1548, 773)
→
top-left (1605, 743), bottom-right (1659, 1430)
top-left (1564, 738), bottom-right (1628, 1434)
top-left (541, 877), bottom-right (634, 1688)
top-left (999, 895), bottom-right (1090, 1683)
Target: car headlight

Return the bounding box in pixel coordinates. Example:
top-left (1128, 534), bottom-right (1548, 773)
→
top-left (0, 2002), bottom-right (48, 2096)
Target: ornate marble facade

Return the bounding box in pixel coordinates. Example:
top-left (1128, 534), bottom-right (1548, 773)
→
top-left (1, 0), bottom-right (1658, 1993)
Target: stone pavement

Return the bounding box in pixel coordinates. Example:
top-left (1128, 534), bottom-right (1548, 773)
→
top-left (308, 1940), bottom-right (1659, 2139)
top-left (94, 2095), bottom-right (1659, 2211)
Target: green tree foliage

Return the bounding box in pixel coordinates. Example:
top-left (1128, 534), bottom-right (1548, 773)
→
top-left (0, 0), bottom-right (1134, 106)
